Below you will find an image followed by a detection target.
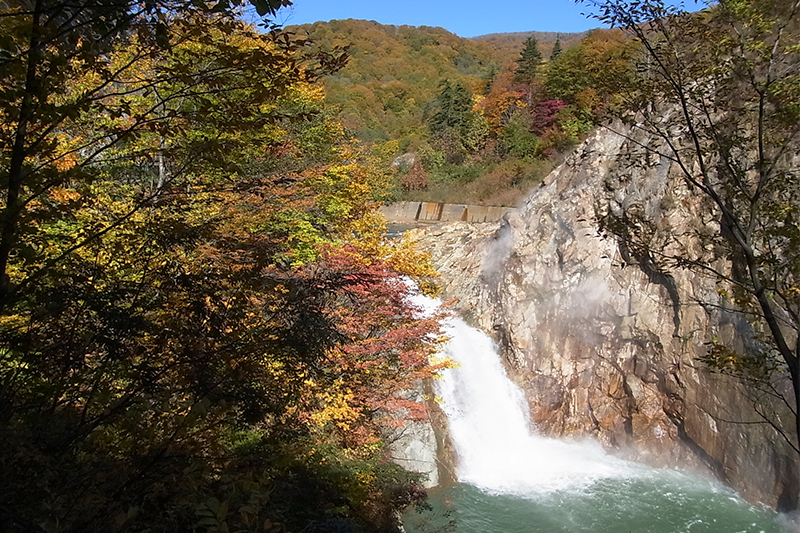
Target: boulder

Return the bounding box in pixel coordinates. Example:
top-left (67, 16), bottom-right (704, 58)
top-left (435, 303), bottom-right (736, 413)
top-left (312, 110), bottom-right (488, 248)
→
top-left (391, 152), bottom-right (416, 170)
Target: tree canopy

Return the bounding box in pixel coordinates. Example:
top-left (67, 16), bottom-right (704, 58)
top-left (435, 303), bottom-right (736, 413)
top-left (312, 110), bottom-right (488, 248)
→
top-left (0, 2), bottom-right (448, 532)
top-left (514, 36), bottom-right (543, 85)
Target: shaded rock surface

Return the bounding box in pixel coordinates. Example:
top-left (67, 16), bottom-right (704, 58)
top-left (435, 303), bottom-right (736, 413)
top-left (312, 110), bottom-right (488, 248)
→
top-left (408, 125), bottom-right (799, 509)
top-left (388, 418), bottom-right (439, 489)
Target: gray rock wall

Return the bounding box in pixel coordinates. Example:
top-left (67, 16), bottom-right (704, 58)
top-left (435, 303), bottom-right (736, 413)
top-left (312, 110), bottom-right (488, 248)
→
top-left (409, 126), bottom-right (799, 509)
top-left (388, 418), bottom-right (439, 489)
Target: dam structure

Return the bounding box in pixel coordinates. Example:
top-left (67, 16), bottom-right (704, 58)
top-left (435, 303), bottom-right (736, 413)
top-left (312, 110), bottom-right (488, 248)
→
top-left (379, 201), bottom-right (517, 224)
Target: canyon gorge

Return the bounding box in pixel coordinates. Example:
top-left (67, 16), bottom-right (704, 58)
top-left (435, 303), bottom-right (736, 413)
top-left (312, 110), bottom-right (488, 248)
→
top-left (402, 123), bottom-right (799, 511)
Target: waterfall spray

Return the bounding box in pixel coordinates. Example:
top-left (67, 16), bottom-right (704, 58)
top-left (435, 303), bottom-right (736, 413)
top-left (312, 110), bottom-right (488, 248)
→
top-left (404, 290), bottom-right (783, 533)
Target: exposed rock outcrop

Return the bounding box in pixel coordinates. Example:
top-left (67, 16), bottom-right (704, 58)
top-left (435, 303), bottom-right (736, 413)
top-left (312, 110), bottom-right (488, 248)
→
top-left (391, 152), bottom-right (417, 170)
top-left (409, 125), bottom-right (799, 509)
top-left (388, 417), bottom-right (439, 489)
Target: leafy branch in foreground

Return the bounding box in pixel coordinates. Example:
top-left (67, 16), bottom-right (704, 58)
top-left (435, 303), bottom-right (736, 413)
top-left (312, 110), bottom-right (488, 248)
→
top-left (0, 2), bottom-right (445, 531)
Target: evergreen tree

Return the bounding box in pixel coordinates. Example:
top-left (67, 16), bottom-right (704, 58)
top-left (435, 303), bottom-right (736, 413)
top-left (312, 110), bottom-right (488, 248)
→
top-left (514, 36), bottom-right (543, 84)
top-left (427, 79), bottom-right (487, 160)
top-left (429, 79), bottom-right (475, 134)
top-left (551, 35), bottom-right (563, 60)
top-left (482, 64), bottom-right (499, 95)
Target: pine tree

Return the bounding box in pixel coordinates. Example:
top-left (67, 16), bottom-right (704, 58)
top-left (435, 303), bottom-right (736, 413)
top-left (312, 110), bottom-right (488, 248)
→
top-left (427, 79), bottom-right (487, 160)
top-left (551, 35), bottom-right (562, 61)
top-left (514, 36), bottom-right (543, 84)
top-left (482, 64), bottom-right (499, 95)
top-left (429, 79), bottom-right (475, 134)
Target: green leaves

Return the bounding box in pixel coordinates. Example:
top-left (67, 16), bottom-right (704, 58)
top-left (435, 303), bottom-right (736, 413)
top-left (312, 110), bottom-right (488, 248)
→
top-left (514, 36), bottom-right (543, 85)
top-left (0, 4), bottom-right (449, 531)
top-left (250, 0), bottom-right (291, 17)
top-left (195, 497), bottom-right (231, 531)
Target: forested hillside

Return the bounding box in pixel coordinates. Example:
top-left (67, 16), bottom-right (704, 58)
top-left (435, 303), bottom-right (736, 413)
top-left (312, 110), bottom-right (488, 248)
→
top-left (292, 21), bottom-right (584, 145)
top-left (291, 20), bottom-right (634, 206)
top-left (290, 20), bottom-right (507, 144)
top-left (472, 30), bottom-right (586, 66)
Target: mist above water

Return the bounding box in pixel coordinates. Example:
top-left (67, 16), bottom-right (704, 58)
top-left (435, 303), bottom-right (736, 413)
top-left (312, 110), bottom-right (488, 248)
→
top-left (436, 311), bottom-right (636, 497)
top-left (406, 292), bottom-right (786, 532)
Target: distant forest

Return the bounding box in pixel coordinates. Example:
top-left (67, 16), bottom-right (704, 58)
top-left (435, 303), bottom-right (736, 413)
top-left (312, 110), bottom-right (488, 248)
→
top-left (291, 20), bottom-right (633, 205)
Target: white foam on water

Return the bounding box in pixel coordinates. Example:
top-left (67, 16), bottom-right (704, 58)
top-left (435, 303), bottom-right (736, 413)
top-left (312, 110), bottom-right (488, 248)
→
top-left (434, 309), bottom-right (640, 497)
top-left (407, 290), bottom-right (771, 503)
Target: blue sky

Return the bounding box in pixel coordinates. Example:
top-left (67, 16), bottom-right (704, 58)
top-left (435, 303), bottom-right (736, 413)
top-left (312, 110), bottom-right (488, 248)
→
top-left (274, 0), bottom-right (605, 37)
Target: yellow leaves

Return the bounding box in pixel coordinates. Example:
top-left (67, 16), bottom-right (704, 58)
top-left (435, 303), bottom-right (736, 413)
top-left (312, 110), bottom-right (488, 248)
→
top-left (0, 313), bottom-right (27, 332)
top-left (344, 211), bottom-right (388, 262)
top-left (356, 471), bottom-right (376, 486)
top-left (575, 87), bottom-right (600, 113)
top-left (428, 354), bottom-right (456, 377)
top-left (42, 131), bottom-right (86, 174)
top-left (287, 83), bottom-right (326, 105)
top-left (53, 153), bottom-right (79, 172)
top-left (374, 140), bottom-right (400, 162)
top-left (272, 284), bottom-right (289, 295)
top-left (383, 235), bottom-right (435, 276)
top-left (305, 153), bottom-right (391, 243)
top-left (786, 286), bottom-right (800, 297)
top-left (310, 389), bottom-right (359, 431)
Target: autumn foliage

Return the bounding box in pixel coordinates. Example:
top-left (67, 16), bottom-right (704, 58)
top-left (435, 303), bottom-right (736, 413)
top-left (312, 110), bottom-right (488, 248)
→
top-left (301, 22), bottom-right (636, 206)
top-left (0, 3), bottom-right (446, 532)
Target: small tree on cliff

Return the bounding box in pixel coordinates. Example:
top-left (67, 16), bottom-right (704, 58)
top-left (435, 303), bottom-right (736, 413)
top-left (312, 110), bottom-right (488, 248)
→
top-left (581, 0), bottom-right (800, 455)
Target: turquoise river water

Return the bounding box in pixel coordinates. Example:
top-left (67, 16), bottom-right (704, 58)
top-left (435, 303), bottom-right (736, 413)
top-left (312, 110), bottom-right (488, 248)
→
top-left (403, 293), bottom-right (793, 533)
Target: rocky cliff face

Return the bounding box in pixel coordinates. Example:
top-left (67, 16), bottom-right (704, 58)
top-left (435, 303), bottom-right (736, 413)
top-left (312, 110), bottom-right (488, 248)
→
top-left (409, 125), bottom-right (799, 509)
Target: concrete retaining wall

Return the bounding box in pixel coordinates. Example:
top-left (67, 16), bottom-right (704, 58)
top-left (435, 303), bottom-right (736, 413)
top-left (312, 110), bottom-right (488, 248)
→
top-left (380, 202), bottom-right (516, 223)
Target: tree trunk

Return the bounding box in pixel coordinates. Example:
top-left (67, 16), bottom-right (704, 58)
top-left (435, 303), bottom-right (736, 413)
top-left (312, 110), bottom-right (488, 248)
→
top-left (0, 0), bottom-right (43, 311)
top-left (156, 136), bottom-right (167, 193)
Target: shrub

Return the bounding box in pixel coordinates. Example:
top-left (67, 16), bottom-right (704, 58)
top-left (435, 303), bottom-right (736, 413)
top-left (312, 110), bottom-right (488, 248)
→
top-left (399, 161), bottom-right (430, 190)
top-left (500, 112), bottom-right (539, 159)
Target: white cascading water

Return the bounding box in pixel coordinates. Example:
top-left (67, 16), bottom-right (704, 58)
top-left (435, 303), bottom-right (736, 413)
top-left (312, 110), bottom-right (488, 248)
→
top-left (409, 291), bottom-right (639, 498)
top-left (404, 289), bottom-right (786, 533)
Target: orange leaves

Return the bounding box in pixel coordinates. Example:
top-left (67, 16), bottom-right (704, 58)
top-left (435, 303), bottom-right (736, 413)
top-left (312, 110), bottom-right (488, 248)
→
top-left (274, 244), bottom-right (448, 448)
top-left (476, 70), bottom-right (525, 134)
top-left (48, 187), bottom-right (81, 204)
top-left (53, 153), bottom-right (80, 173)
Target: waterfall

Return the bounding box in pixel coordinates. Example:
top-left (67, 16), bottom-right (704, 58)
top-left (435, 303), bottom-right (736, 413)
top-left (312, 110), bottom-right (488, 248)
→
top-left (404, 290), bottom-right (784, 532)
top-left (407, 289), bottom-right (637, 496)
top-left (433, 307), bottom-right (638, 497)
